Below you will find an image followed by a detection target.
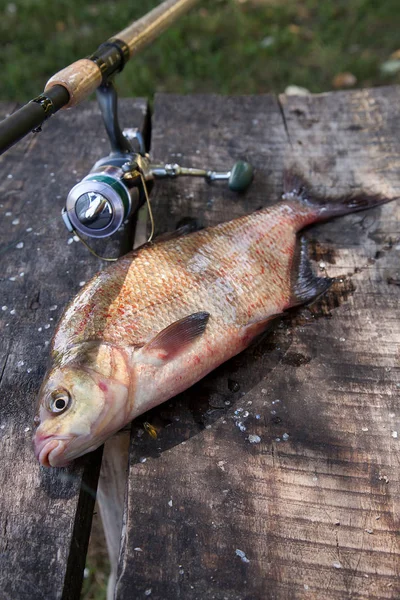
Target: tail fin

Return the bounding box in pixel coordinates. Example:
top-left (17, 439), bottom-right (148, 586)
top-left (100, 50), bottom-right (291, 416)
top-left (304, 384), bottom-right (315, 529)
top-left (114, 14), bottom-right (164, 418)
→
top-left (283, 172), bottom-right (396, 224)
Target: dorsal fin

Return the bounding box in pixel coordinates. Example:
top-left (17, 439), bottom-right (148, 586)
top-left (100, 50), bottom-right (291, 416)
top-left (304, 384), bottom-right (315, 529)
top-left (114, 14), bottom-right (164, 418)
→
top-left (291, 236), bottom-right (333, 306)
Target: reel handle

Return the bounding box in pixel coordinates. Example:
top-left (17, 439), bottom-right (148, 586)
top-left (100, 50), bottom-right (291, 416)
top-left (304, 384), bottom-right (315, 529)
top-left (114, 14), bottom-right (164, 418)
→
top-left (150, 160), bottom-right (254, 192)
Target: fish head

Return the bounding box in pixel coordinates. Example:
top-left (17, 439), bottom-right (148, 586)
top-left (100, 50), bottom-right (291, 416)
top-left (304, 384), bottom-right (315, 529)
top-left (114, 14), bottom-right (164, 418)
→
top-left (33, 345), bottom-right (130, 467)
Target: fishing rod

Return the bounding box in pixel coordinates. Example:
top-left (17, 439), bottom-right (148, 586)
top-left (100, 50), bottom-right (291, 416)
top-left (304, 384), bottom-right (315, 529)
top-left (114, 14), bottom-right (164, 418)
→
top-left (0, 0), bottom-right (200, 154)
top-left (0, 0), bottom-right (253, 256)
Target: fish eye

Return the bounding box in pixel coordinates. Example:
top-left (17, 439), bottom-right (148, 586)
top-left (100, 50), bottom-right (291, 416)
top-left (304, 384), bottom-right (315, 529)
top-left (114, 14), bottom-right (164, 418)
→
top-left (48, 389), bottom-right (71, 414)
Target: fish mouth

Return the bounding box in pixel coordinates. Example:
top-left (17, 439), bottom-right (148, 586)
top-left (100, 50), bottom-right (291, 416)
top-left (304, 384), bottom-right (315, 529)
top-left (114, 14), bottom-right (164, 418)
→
top-left (33, 430), bottom-right (109, 467)
top-left (34, 436), bottom-right (72, 468)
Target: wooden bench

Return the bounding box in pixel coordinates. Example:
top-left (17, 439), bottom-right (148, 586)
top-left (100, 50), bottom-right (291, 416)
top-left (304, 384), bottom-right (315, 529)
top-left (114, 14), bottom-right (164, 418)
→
top-left (1, 87), bottom-right (399, 600)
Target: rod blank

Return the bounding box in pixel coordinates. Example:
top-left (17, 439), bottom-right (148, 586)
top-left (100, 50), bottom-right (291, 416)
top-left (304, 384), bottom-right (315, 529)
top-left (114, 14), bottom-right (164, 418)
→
top-left (116, 0), bottom-right (199, 56)
top-left (0, 86), bottom-right (70, 155)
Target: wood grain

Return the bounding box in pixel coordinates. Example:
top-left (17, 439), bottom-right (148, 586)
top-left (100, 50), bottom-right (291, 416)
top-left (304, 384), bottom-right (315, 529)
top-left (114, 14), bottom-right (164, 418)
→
top-left (115, 89), bottom-right (400, 599)
top-left (0, 98), bottom-right (148, 600)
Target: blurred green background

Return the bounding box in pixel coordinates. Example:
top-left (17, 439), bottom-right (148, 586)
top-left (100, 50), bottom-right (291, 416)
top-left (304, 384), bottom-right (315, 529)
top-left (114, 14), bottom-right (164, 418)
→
top-left (1, 1), bottom-right (399, 599)
top-left (1, 0), bottom-right (399, 105)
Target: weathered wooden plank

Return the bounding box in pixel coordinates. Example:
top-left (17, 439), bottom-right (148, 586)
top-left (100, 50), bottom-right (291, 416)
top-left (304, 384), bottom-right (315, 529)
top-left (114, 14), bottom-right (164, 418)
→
top-left (115, 89), bottom-right (400, 599)
top-left (0, 98), bottom-right (148, 600)
top-left (98, 433), bottom-right (131, 600)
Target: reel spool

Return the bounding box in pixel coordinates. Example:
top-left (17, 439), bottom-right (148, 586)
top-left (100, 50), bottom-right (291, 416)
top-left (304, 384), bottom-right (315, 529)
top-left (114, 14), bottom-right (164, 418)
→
top-left (63, 154), bottom-right (143, 240)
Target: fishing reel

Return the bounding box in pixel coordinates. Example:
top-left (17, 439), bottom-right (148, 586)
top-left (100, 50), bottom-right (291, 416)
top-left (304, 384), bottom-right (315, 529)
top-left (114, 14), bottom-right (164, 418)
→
top-left (62, 81), bottom-right (254, 248)
top-left (62, 131), bottom-right (151, 240)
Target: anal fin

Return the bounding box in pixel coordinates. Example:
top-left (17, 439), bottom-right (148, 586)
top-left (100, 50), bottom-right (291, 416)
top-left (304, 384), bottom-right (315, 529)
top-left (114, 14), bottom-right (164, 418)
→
top-left (291, 236), bottom-right (333, 306)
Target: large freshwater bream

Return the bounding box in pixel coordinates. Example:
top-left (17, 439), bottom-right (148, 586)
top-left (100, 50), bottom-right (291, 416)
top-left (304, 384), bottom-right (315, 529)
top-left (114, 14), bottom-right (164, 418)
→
top-left (33, 178), bottom-right (391, 467)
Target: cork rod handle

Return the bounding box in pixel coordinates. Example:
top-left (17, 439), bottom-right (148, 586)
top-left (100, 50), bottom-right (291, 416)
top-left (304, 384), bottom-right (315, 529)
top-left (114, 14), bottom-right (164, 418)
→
top-left (45, 59), bottom-right (102, 109)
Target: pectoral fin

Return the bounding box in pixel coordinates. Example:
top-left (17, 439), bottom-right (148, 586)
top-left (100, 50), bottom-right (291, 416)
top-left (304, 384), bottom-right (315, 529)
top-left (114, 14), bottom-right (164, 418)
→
top-left (136, 312), bottom-right (210, 365)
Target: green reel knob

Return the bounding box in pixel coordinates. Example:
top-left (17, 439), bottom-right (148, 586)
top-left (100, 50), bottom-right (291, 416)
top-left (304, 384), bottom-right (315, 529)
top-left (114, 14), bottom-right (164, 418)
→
top-left (228, 161), bottom-right (254, 192)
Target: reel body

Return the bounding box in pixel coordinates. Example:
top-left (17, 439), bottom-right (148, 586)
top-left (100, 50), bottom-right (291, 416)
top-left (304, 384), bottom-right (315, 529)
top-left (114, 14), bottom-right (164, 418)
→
top-left (62, 81), bottom-right (254, 249)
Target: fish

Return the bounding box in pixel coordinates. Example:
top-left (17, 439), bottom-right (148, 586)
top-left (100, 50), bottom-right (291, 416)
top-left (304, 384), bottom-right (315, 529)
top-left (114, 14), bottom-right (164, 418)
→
top-left (33, 176), bottom-right (392, 467)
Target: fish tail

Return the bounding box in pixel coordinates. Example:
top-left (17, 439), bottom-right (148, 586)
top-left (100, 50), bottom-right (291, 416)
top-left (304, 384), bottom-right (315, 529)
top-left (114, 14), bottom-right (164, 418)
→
top-left (282, 172), bottom-right (396, 226)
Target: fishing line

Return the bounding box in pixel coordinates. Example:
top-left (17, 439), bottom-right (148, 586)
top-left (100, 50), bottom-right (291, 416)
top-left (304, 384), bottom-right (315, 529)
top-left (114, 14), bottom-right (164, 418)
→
top-left (71, 228), bottom-right (118, 262)
top-left (139, 172), bottom-right (155, 243)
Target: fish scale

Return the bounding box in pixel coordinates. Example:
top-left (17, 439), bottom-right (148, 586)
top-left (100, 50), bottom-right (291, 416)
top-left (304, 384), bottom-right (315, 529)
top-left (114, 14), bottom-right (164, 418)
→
top-left (34, 181), bottom-right (392, 466)
top-left (53, 199), bottom-right (314, 354)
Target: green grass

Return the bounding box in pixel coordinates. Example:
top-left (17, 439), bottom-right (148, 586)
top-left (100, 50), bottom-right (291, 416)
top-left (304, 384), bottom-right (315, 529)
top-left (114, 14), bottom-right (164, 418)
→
top-left (1, 1), bottom-right (399, 599)
top-left (0, 0), bottom-right (399, 105)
